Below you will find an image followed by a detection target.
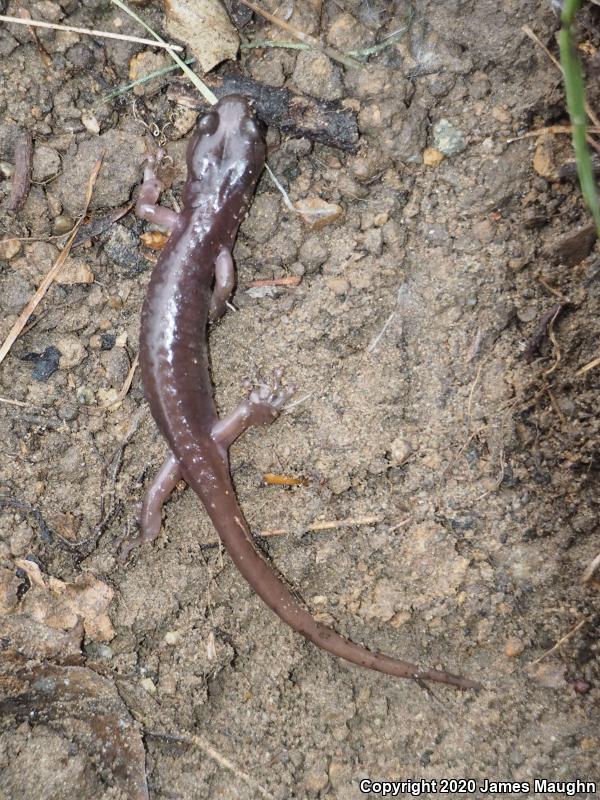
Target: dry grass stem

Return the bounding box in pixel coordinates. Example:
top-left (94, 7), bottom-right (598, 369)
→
top-left (582, 551), bottom-right (600, 584)
top-left (576, 355), bottom-right (600, 375)
top-left (101, 354), bottom-right (139, 410)
top-left (0, 13), bottom-right (184, 50)
top-left (522, 24), bottom-right (600, 128)
top-left (0, 157), bottom-right (103, 368)
top-left (146, 732), bottom-right (275, 800)
top-left (529, 617), bottom-right (589, 665)
top-left (238, 0), bottom-right (361, 69)
top-left (246, 276), bottom-right (301, 288)
top-left (542, 307), bottom-right (563, 377)
top-left (260, 515), bottom-right (383, 537)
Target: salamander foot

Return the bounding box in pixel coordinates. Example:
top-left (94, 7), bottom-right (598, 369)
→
top-left (212, 369), bottom-right (295, 449)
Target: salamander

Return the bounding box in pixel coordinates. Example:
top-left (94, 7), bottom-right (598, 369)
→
top-left (122, 94), bottom-right (480, 691)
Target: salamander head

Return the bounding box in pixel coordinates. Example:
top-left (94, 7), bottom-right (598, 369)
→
top-left (183, 95), bottom-right (266, 207)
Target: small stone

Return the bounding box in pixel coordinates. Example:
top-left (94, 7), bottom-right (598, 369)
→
top-left (56, 257), bottom-right (94, 285)
top-left (295, 197), bottom-right (343, 230)
top-left (0, 238), bottom-right (21, 260)
top-left (362, 227), bottom-right (382, 255)
top-left (552, 224), bottom-right (597, 267)
top-left (32, 145), bottom-right (60, 181)
top-left (326, 277), bottom-right (348, 295)
top-left (390, 436), bottom-right (412, 465)
top-left (328, 761), bottom-right (351, 789)
top-left (97, 387), bottom-right (120, 407)
top-left (432, 118), bottom-right (466, 156)
top-left (140, 677), bottom-right (157, 695)
top-left (423, 147), bottom-right (444, 167)
top-left (473, 219), bottom-right (495, 244)
top-left (171, 107), bottom-right (198, 138)
top-left (76, 386), bottom-right (95, 405)
top-left (164, 630), bottom-right (180, 645)
top-left (57, 401), bottom-right (79, 421)
top-left (298, 235), bottom-right (330, 273)
top-left (292, 50), bottom-right (343, 101)
top-left (23, 345), bottom-right (61, 381)
top-left (517, 305), bottom-right (538, 323)
top-left (57, 335), bottom-right (86, 369)
top-left (573, 679), bottom-right (591, 694)
top-left (504, 636), bottom-right (525, 657)
top-left (302, 768), bottom-right (328, 793)
top-left (492, 105), bottom-right (511, 124)
top-left (326, 12), bottom-right (365, 51)
top-left (81, 111), bottom-right (100, 135)
top-left (128, 50), bottom-right (169, 97)
top-left (101, 333), bottom-right (116, 351)
top-left (527, 661), bottom-right (567, 688)
top-left (53, 214), bottom-right (73, 235)
top-left (533, 134), bottom-right (556, 180)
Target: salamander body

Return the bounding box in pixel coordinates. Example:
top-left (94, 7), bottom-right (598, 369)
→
top-left (124, 95), bottom-right (480, 691)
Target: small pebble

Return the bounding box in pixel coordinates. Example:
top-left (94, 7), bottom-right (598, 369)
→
top-left (326, 277), bottom-right (348, 295)
top-left (76, 386), bottom-right (95, 405)
top-left (390, 436), bottom-right (413, 465)
top-left (57, 335), bottom-right (86, 369)
top-left (81, 111), bottom-right (100, 135)
top-left (504, 636), bottom-right (525, 657)
top-left (0, 238), bottom-right (21, 260)
top-left (295, 197), bottom-right (343, 230)
top-left (56, 257), bottom-right (94, 285)
top-left (423, 147), bottom-right (444, 167)
top-left (432, 118), bottom-right (466, 156)
top-left (140, 677), bottom-right (157, 695)
top-left (101, 333), bottom-right (116, 351)
top-left (573, 679), bottom-right (591, 695)
top-left (299, 235), bottom-right (330, 273)
top-left (21, 346), bottom-right (61, 381)
top-left (53, 214), bottom-right (73, 235)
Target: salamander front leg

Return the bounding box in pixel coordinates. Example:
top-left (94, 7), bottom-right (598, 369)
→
top-left (212, 370), bottom-right (294, 450)
top-left (135, 149), bottom-right (181, 230)
top-left (209, 248), bottom-right (236, 322)
top-left (119, 452), bottom-right (182, 561)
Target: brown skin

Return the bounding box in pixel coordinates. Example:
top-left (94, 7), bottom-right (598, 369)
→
top-left (122, 95), bottom-right (481, 691)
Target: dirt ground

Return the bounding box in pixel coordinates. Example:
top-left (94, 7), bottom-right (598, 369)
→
top-left (1, 0), bottom-right (599, 798)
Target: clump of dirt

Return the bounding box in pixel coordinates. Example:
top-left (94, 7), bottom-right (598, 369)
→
top-left (0, 0), bottom-right (598, 798)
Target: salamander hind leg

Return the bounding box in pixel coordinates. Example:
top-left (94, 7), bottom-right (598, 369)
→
top-left (212, 369), bottom-right (294, 450)
top-left (135, 148), bottom-right (180, 230)
top-left (119, 452), bottom-right (183, 561)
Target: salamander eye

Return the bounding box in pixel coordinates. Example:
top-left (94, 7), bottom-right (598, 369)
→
top-left (196, 111), bottom-right (219, 136)
top-left (242, 115), bottom-right (264, 140)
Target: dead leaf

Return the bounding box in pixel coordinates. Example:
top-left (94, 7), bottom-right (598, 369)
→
top-left (140, 230), bottom-right (169, 250)
top-left (164, 0), bottom-right (239, 72)
top-left (0, 659), bottom-right (149, 800)
top-left (12, 559), bottom-right (115, 641)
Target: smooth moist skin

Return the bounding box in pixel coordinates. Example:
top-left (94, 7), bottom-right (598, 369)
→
top-left (123, 94), bottom-right (480, 691)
